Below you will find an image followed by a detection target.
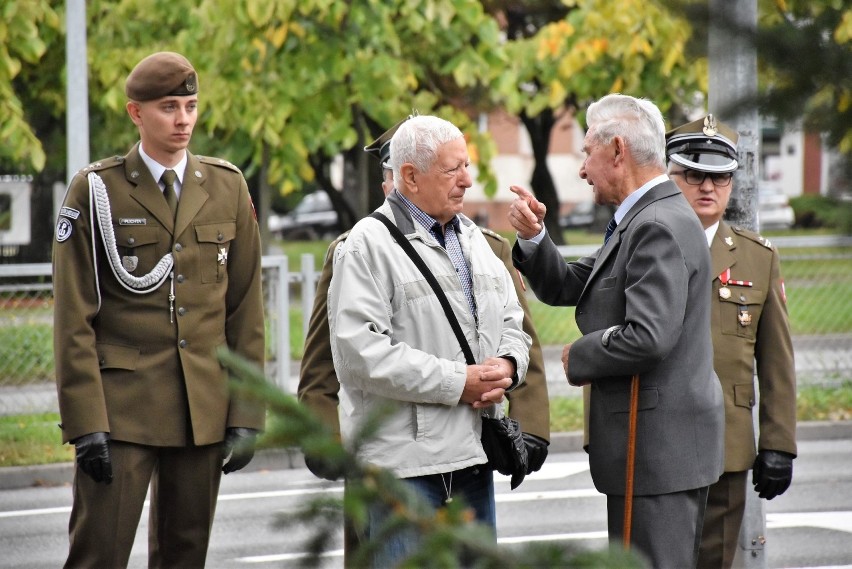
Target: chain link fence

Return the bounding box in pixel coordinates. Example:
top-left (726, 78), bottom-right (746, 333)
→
top-left (1, 237), bottom-right (850, 416)
top-left (0, 257), bottom-right (290, 416)
top-left (528, 235), bottom-right (852, 388)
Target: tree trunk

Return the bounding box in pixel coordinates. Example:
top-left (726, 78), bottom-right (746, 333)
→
top-left (520, 109), bottom-right (565, 245)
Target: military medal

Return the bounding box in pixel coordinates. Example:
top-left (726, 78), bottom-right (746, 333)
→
top-left (738, 306), bottom-right (752, 327)
top-left (719, 268), bottom-right (732, 299)
top-left (719, 268), bottom-right (753, 300)
top-left (218, 247), bottom-right (228, 265)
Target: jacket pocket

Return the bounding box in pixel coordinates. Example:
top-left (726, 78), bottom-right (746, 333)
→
top-left (719, 288), bottom-right (764, 339)
top-left (113, 225), bottom-right (164, 275)
top-left (604, 386), bottom-right (659, 414)
top-left (195, 221), bottom-right (236, 283)
top-left (96, 342), bottom-right (140, 371)
top-left (733, 382), bottom-right (756, 409)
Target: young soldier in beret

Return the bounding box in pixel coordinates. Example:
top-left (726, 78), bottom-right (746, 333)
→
top-left (53, 51), bottom-right (265, 567)
top-left (666, 115), bottom-right (797, 569)
top-left (297, 117), bottom-right (550, 565)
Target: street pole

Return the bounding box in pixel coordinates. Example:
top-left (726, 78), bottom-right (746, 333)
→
top-left (65, 0), bottom-right (89, 185)
top-left (709, 1), bottom-right (766, 567)
top-left (709, 0), bottom-right (759, 233)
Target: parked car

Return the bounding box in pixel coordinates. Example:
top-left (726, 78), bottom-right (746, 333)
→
top-left (268, 191), bottom-right (340, 239)
top-left (559, 201), bottom-right (595, 229)
top-left (758, 183), bottom-right (795, 230)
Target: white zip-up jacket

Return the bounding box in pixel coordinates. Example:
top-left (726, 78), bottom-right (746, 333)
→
top-left (328, 192), bottom-right (531, 478)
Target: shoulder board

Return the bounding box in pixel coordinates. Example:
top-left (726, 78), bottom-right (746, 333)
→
top-left (479, 227), bottom-right (508, 245)
top-left (196, 155), bottom-right (242, 174)
top-left (731, 225), bottom-right (773, 249)
top-left (324, 231), bottom-right (351, 263)
top-left (77, 156), bottom-right (124, 175)
top-left (330, 231), bottom-right (350, 248)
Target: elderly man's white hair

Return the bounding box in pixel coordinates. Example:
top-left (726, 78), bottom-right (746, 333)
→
top-left (585, 93), bottom-right (667, 169)
top-left (389, 115), bottom-right (464, 185)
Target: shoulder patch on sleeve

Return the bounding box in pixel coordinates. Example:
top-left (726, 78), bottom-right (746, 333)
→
top-left (197, 155), bottom-right (242, 173)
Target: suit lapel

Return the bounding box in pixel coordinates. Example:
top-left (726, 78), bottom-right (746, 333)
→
top-left (174, 153), bottom-right (209, 238)
top-left (711, 222), bottom-right (737, 279)
top-left (124, 145), bottom-right (176, 232)
top-left (584, 181), bottom-right (681, 286)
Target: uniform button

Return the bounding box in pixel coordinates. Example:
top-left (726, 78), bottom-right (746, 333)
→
top-left (740, 295), bottom-right (746, 302)
top-left (127, 237), bottom-right (135, 245)
top-left (178, 307), bottom-right (186, 316)
top-left (179, 340), bottom-right (187, 348)
top-left (749, 399), bottom-right (755, 406)
top-left (176, 274), bottom-right (185, 283)
top-left (99, 357), bottom-right (105, 366)
top-left (174, 243), bottom-right (183, 252)
top-left (217, 232), bottom-right (224, 242)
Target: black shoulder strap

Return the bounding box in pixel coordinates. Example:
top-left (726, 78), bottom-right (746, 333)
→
top-left (369, 212), bottom-right (475, 365)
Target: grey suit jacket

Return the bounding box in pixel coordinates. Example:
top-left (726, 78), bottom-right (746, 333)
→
top-left (513, 181), bottom-right (724, 496)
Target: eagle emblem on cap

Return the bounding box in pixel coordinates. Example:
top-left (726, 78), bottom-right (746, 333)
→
top-left (703, 114), bottom-right (718, 137)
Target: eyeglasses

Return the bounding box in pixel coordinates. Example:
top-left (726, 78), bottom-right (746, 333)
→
top-left (670, 170), bottom-right (733, 187)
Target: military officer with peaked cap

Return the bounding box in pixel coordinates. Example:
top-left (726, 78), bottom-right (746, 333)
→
top-left (666, 115), bottom-right (797, 569)
top-left (53, 51), bottom-right (265, 568)
top-left (298, 116), bottom-right (550, 565)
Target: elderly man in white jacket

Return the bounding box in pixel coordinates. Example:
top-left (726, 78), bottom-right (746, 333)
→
top-left (328, 115), bottom-right (531, 566)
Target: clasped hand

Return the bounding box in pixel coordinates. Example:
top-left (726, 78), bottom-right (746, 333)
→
top-left (461, 357), bottom-right (514, 408)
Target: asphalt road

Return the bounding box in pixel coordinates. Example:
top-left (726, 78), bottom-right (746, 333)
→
top-left (1, 426), bottom-right (850, 568)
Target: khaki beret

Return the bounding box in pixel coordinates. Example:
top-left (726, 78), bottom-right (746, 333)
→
top-left (125, 52), bottom-right (199, 102)
top-left (364, 116), bottom-right (412, 168)
top-left (666, 114), bottom-right (739, 173)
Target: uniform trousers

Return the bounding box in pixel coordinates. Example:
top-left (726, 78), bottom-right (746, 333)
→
top-left (64, 440), bottom-right (223, 569)
top-left (697, 470), bottom-right (749, 569)
top-left (607, 485), bottom-right (710, 569)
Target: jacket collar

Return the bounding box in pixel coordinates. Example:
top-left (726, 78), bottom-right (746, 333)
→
top-left (710, 221), bottom-right (737, 278)
top-left (122, 143), bottom-right (208, 236)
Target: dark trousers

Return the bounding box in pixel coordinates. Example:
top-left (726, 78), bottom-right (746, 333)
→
top-left (64, 440), bottom-right (223, 569)
top-left (366, 464), bottom-right (495, 568)
top-left (697, 470), bottom-right (748, 569)
top-left (608, 486), bottom-right (710, 569)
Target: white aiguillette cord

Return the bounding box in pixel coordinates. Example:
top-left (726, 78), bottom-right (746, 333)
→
top-left (88, 172), bottom-right (175, 319)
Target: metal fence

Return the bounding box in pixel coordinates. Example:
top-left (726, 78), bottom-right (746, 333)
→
top-left (1, 236), bottom-right (851, 416)
top-left (0, 256), bottom-right (292, 416)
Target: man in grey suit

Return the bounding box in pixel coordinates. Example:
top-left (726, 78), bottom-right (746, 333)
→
top-left (508, 94), bottom-right (725, 568)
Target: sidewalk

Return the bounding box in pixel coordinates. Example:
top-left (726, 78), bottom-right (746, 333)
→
top-left (2, 421), bottom-right (851, 491)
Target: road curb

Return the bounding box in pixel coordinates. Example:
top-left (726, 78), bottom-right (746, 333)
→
top-left (2, 421), bottom-right (850, 491)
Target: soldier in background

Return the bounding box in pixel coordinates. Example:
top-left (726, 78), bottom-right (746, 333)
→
top-left (666, 115), bottom-right (797, 569)
top-left (298, 116), bottom-right (550, 564)
top-left (53, 51), bottom-right (265, 568)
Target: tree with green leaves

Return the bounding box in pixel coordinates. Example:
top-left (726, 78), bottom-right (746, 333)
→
top-left (496, 0), bottom-right (705, 244)
top-left (0, 1), bottom-right (61, 173)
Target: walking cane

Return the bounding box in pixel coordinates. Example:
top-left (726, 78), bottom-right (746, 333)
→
top-left (623, 374), bottom-right (640, 550)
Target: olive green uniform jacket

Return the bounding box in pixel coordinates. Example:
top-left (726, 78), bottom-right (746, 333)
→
top-left (298, 228), bottom-right (550, 443)
top-left (53, 144), bottom-right (265, 447)
top-left (711, 222), bottom-right (797, 471)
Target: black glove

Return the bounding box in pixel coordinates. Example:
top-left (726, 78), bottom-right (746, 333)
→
top-left (522, 433), bottom-right (549, 474)
top-left (222, 427), bottom-right (258, 474)
top-left (752, 449), bottom-right (794, 500)
top-left (73, 432), bottom-right (113, 484)
top-left (304, 453), bottom-right (343, 482)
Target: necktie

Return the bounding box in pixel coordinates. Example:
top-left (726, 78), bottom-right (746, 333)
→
top-left (161, 169), bottom-right (178, 218)
top-left (604, 217), bottom-right (617, 244)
